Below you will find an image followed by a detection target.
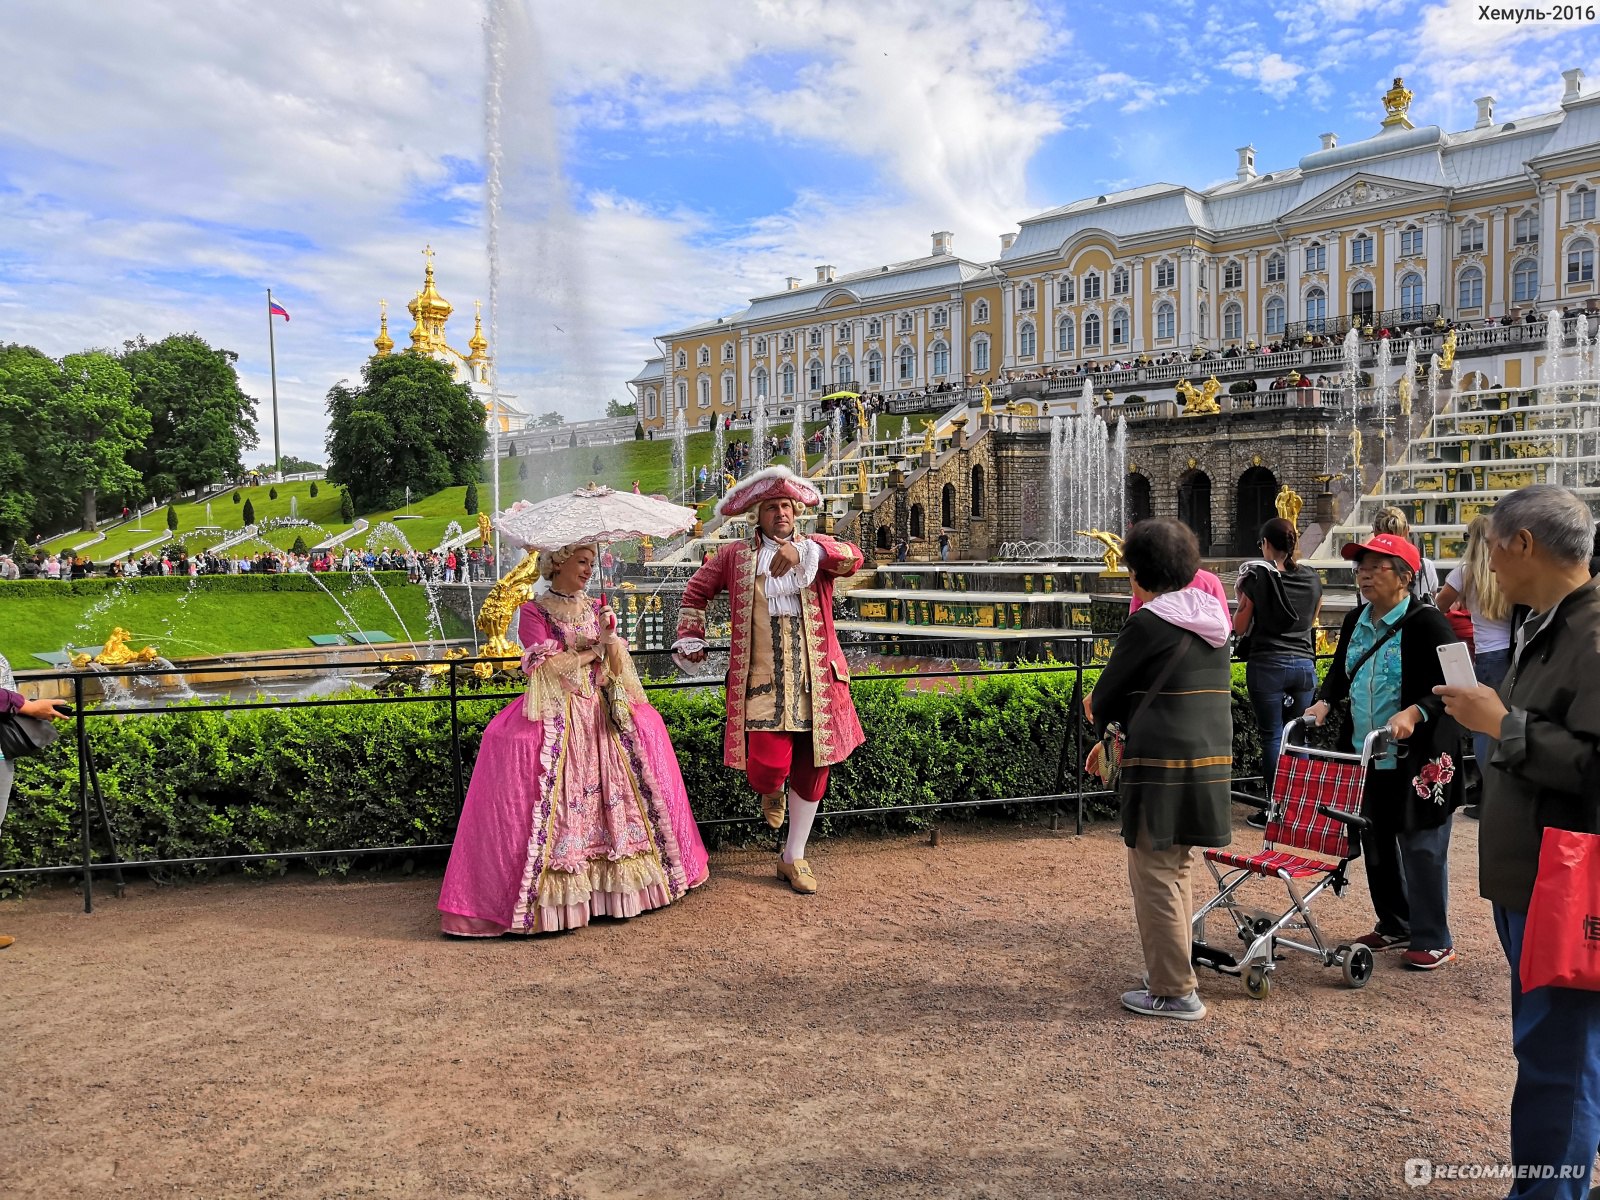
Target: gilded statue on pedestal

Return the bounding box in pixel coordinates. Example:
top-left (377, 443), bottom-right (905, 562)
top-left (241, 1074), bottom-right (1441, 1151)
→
top-left (1440, 329), bottom-right (1457, 371)
top-left (1176, 376), bottom-right (1223, 415)
top-left (920, 419), bottom-right (937, 453)
top-left (69, 627), bottom-right (162, 669)
top-left (476, 550), bottom-right (543, 667)
top-left (1075, 529), bottom-right (1125, 573)
top-left (1274, 484), bottom-right (1304, 528)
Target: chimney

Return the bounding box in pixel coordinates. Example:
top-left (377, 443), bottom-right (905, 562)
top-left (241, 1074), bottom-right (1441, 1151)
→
top-left (931, 230), bottom-right (953, 256)
top-left (1319, 132), bottom-right (1338, 151)
top-left (1236, 144), bottom-right (1257, 182)
top-left (999, 231), bottom-right (1017, 253)
top-left (815, 264), bottom-right (836, 284)
top-left (1563, 68), bottom-right (1584, 104)
top-left (785, 276), bottom-right (801, 291)
top-left (1474, 96), bottom-right (1496, 128)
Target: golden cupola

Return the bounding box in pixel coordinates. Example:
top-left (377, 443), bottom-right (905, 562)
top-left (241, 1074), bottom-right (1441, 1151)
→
top-left (408, 290), bottom-right (429, 351)
top-left (407, 244), bottom-right (454, 345)
top-left (373, 299), bottom-right (395, 357)
top-left (467, 300), bottom-right (490, 380)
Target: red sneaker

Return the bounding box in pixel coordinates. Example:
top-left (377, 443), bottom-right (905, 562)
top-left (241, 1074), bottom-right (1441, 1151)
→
top-left (1352, 930), bottom-right (1410, 951)
top-left (1402, 947), bottom-right (1456, 970)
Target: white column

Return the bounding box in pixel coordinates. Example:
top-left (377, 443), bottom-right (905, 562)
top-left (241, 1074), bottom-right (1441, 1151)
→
top-left (1378, 221), bottom-right (1396, 313)
top-left (949, 290), bottom-right (966, 380)
top-left (1540, 182), bottom-right (1559, 304)
top-left (1425, 216), bottom-right (1447, 311)
top-left (1040, 272), bottom-right (1056, 364)
top-left (1179, 250), bottom-right (1198, 348)
top-left (1130, 258), bottom-right (1146, 352)
top-left (1493, 209), bottom-right (1509, 315)
top-left (1244, 251), bottom-right (1258, 344)
top-left (853, 318), bottom-right (865, 392)
top-left (1001, 281), bottom-right (1017, 368)
top-left (1286, 243), bottom-right (1304, 325)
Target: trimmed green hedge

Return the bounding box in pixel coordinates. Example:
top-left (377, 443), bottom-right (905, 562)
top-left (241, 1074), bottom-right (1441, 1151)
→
top-left (0, 572), bottom-right (411, 600)
top-left (1, 665), bottom-right (1268, 893)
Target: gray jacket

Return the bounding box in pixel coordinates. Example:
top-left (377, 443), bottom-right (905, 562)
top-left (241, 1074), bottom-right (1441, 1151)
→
top-left (1479, 574), bottom-right (1600, 911)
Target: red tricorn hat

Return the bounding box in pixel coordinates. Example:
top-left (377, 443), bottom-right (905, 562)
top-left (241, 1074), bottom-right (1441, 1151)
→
top-left (714, 465), bottom-right (822, 519)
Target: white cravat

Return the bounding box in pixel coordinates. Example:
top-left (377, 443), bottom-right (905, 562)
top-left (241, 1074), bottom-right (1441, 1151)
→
top-left (757, 535), bottom-right (820, 617)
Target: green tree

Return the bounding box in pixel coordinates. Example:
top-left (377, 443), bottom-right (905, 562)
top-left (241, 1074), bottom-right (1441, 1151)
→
top-left (42, 351), bottom-right (150, 528)
top-left (166, 504), bottom-right (178, 532)
top-left (323, 353), bottom-right (486, 512)
top-left (120, 334), bottom-right (257, 501)
top-left (269, 486), bottom-right (278, 500)
top-left (606, 397), bottom-right (636, 418)
top-left (242, 498), bottom-right (255, 526)
top-left (0, 344), bottom-right (56, 545)
top-left (308, 481), bottom-right (319, 498)
top-left (233, 491), bottom-right (241, 504)
top-left (291, 534), bottom-right (309, 556)
top-left (464, 478), bottom-right (479, 515)
top-left (339, 489), bottom-right (355, 523)
top-left (538, 410), bottom-right (564, 428)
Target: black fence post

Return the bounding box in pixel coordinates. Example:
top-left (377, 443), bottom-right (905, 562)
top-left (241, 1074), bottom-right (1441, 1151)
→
top-left (449, 659), bottom-right (464, 817)
top-left (1072, 662), bottom-right (1085, 836)
top-left (72, 673), bottom-right (92, 914)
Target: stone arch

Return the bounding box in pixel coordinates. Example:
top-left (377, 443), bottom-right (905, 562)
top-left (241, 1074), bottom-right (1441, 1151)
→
top-left (1234, 465), bottom-right (1278, 555)
top-left (941, 483), bottom-right (956, 529)
top-left (1177, 469), bottom-right (1213, 551)
top-left (876, 524), bottom-right (892, 551)
top-left (1124, 472), bottom-right (1152, 527)
top-left (970, 465), bottom-right (985, 518)
top-left (910, 503), bottom-right (926, 540)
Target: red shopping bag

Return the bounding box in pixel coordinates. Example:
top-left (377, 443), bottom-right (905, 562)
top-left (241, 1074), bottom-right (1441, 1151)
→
top-left (1519, 827), bottom-right (1600, 992)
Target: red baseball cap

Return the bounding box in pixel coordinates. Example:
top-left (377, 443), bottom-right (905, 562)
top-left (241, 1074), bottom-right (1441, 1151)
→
top-left (1341, 533), bottom-right (1421, 573)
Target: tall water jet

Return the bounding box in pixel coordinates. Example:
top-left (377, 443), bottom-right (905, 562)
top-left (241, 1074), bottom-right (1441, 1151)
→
top-left (712, 417), bottom-right (726, 492)
top-left (670, 404), bottom-right (687, 504)
top-left (1402, 338), bottom-right (1419, 443)
top-left (1341, 328), bottom-right (1363, 503)
top-left (750, 395), bottom-right (769, 473)
top-left (790, 399), bottom-right (806, 475)
top-left (1544, 309), bottom-right (1565, 386)
top-left (829, 409), bottom-right (844, 474)
top-left (1047, 414), bottom-right (1064, 547)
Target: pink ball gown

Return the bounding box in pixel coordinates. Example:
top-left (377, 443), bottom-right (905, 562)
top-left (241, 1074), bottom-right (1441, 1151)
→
top-left (438, 593), bottom-right (709, 936)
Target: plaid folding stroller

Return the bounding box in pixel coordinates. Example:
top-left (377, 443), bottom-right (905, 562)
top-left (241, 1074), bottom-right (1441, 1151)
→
top-left (1190, 717), bottom-right (1387, 1000)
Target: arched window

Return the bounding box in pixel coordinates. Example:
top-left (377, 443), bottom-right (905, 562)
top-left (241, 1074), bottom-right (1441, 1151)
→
top-left (781, 364), bottom-right (795, 396)
top-left (1222, 302), bottom-right (1242, 341)
top-left (1155, 302), bottom-right (1175, 340)
top-left (1018, 320), bottom-right (1036, 358)
top-left (1570, 186), bottom-right (1596, 222)
top-left (722, 374), bottom-right (736, 406)
top-left (972, 299), bottom-right (989, 323)
top-left (1083, 312), bottom-right (1101, 347)
top-left (1567, 238), bottom-right (1594, 285)
top-left (697, 377), bottom-right (711, 408)
top-left (1198, 302), bottom-right (1208, 338)
top-left (1222, 261), bottom-right (1242, 289)
top-left (675, 380), bottom-right (687, 410)
top-left (1057, 316), bottom-right (1075, 353)
top-left (970, 465), bottom-right (985, 518)
top-left (1351, 277), bottom-right (1374, 324)
top-left (897, 345), bottom-right (916, 381)
top-left (1177, 469), bottom-right (1213, 550)
top-left (1019, 282), bottom-right (1036, 311)
top-left (941, 483), bottom-right (956, 528)
top-left (876, 525), bottom-right (891, 551)
top-left (644, 389), bottom-right (658, 419)
top-left (1305, 287), bottom-right (1327, 332)
top-left (1513, 257), bottom-right (1540, 302)
top-left (675, 350), bottom-right (687, 369)
top-left (931, 341), bottom-right (950, 376)
top-left (807, 359), bottom-right (824, 391)
top-left (1458, 266), bottom-right (1484, 309)
top-left (1112, 267), bottom-right (1130, 295)
top-left (909, 504), bottom-right (925, 539)
top-left (972, 336), bottom-right (990, 372)
top-left (835, 354), bottom-right (854, 385)
top-left (1399, 271), bottom-right (1425, 319)
top-left (697, 346), bottom-right (710, 366)
top-left (722, 343), bottom-right (734, 363)
top-left (867, 317), bottom-right (882, 337)
top-left (1083, 272), bottom-right (1102, 301)
top-left (1111, 308), bottom-right (1130, 345)
top-left (1265, 253), bottom-right (1285, 283)
top-left (1154, 260), bottom-right (1175, 289)
top-left (754, 367), bottom-right (769, 398)
top-left (1124, 473), bottom-right (1152, 525)
top-left (867, 350), bottom-right (883, 384)
top-left (1264, 295), bottom-right (1285, 336)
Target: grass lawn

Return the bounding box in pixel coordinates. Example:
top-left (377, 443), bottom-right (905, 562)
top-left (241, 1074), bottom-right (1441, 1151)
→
top-left (0, 578), bottom-right (471, 664)
top-left (37, 407), bottom-right (950, 563)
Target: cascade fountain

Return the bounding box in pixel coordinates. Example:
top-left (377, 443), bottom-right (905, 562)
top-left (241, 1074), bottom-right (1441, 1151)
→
top-left (1340, 328), bottom-right (1363, 502)
top-left (790, 399), bottom-right (806, 474)
top-left (750, 396), bottom-right (769, 473)
top-left (712, 415), bottom-right (725, 490)
top-left (670, 403), bottom-right (688, 503)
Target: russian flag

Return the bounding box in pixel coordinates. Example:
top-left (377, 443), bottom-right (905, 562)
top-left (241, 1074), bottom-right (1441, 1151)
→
top-left (269, 299), bottom-right (291, 321)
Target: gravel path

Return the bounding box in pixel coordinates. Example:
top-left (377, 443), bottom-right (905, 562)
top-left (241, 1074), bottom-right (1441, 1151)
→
top-left (3, 812), bottom-right (1537, 1198)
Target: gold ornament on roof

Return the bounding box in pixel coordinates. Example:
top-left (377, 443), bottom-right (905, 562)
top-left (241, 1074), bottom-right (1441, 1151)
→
top-left (408, 290), bottom-right (429, 351)
top-left (373, 299), bottom-right (394, 357)
top-left (1274, 484), bottom-right (1304, 528)
top-left (1381, 77), bottom-right (1415, 130)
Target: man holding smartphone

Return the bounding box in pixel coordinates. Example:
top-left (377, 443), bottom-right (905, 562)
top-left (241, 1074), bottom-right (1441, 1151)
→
top-left (1, 655), bottom-right (71, 949)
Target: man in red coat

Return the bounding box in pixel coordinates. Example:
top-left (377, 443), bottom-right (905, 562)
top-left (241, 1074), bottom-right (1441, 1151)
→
top-left (673, 466), bottom-right (865, 894)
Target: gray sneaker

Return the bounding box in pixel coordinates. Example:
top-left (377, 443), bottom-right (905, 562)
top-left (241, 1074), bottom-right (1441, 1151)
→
top-left (1120, 988), bottom-right (1207, 1021)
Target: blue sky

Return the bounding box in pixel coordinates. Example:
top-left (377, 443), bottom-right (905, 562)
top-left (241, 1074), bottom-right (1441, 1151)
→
top-left (1, 0), bottom-right (1597, 466)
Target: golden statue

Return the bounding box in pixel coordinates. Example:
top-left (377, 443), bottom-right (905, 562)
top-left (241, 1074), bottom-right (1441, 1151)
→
top-left (920, 419), bottom-right (937, 453)
top-left (857, 457), bottom-right (869, 497)
top-left (475, 549), bottom-right (543, 667)
top-left (1398, 373), bottom-right (1414, 416)
top-left (1439, 329), bottom-right (1458, 371)
top-left (1075, 529), bottom-right (1125, 573)
top-left (1350, 427), bottom-right (1364, 469)
top-left (981, 384), bottom-right (995, 415)
top-left (1274, 484), bottom-right (1304, 528)
top-left (70, 627), bottom-right (161, 669)
top-left (477, 512), bottom-right (492, 545)
top-left (1381, 76), bottom-right (1414, 130)
top-left (854, 397), bottom-right (869, 443)
top-left (1176, 376), bottom-right (1223, 415)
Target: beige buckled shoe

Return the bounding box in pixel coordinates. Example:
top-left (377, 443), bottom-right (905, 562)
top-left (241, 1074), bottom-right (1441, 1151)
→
top-left (776, 857), bottom-right (817, 895)
top-left (761, 790), bottom-right (786, 829)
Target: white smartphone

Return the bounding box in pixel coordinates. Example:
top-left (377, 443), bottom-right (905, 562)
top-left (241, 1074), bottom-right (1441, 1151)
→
top-left (1436, 641), bottom-right (1479, 690)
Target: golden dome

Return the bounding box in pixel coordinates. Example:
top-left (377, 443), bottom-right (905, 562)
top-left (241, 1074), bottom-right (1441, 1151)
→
top-left (373, 299), bottom-right (394, 357)
top-left (468, 299), bottom-right (489, 356)
top-left (408, 291), bottom-right (429, 350)
top-left (407, 244), bottom-right (453, 324)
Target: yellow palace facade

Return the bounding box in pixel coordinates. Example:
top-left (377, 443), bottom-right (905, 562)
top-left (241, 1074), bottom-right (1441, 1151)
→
top-left (633, 67), bottom-right (1600, 434)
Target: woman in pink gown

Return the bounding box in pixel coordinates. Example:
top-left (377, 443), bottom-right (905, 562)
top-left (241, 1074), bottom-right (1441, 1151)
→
top-left (438, 544), bottom-right (709, 936)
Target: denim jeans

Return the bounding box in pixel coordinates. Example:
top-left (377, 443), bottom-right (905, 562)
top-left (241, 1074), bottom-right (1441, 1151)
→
top-left (1473, 649), bottom-right (1512, 777)
top-left (1360, 815), bottom-right (1454, 949)
top-left (1245, 655), bottom-right (1317, 799)
top-left (1492, 904), bottom-right (1600, 1198)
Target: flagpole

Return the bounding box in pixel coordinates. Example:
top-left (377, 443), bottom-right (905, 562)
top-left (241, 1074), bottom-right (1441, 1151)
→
top-left (267, 288), bottom-right (282, 482)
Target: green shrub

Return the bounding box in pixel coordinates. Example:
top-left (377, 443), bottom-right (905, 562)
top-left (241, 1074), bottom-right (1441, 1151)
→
top-left (165, 505), bottom-right (179, 532)
top-left (242, 499), bottom-right (255, 525)
top-left (233, 492), bottom-right (241, 505)
top-left (269, 486), bottom-right (279, 500)
top-left (464, 479), bottom-right (479, 516)
top-left (309, 482), bottom-right (319, 498)
top-left (339, 490), bottom-right (355, 523)
top-left (291, 535), bottom-right (309, 556)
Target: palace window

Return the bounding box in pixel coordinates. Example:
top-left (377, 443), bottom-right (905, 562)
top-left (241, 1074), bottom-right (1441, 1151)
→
top-left (1111, 308), bottom-right (1130, 345)
top-left (1514, 211), bottom-right (1539, 245)
top-left (1458, 266), bottom-right (1483, 309)
top-left (1304, 243), bottom-right (1326, 273)
top-left (1155, 302), bottom-right (1175, 340)
top-left (836, 354), bottom-right (854, 385)
top-left (1222, 302), bottom-right (1242, 341)
top-left (1082, 272), bottom-right (1102, 301)
top-left (972, 299), bottom-right (989, 323)
top-left (808, 329), bottom-right (822, 347)
top-left (1058, 277), bottom-right (1076, 303)
top-left (1018, 320), bottom-right (1036, 357)
top-left (754, 337), bottom-right (767, 356)
top-left (1458, 221), bottom-right (1484, 253)
top-left (1350, 234), bottom-right (1374, 265)
top-left (932, 308), bottom-right (947, 328)
top-left (722, 343), bottom-right (734, 363)
top-left (754, 367), bottom-right (769, 397)
top-left (1567, 238), bottom-right (1595, 284)
top-left (1264, 295), bottom-right (1285, 336)
top-left (1305, 287), bottom-right (1327, 332)
top-left (897, 345), bottom-right (915, 381)
top-left (1400, 227), bottom-right (1424, 257)
top-left (644, 389), bottom-right (658, 419)
top-left (1265, 254), bottom-right (1285, 284)
top-left (867, 317), bottom-right (882, 337)
top-left (1112, 267), bottom-right (1130, 296)
top-left (697, 346), bottom-right (709, 366)
top-left (698, 377), bottom-right (711, 408)
top-left (675, 350), bottom-right (687, 369)
top-left (1154, 260), bottom-right (1175, 289)
top-left (1570, 187), bottom-right (1596, 222)
top-left (676, 380), bottom-right (687, 410)
top-left (1083, 312), bottom-right (1101, 347)
top-left (780, 333), bottom-right (794, 351)
top-left (931, 341), bottom-right (949, 376)
top-left (1057, 315), bottom-right (1075, 352)
top-left (722, 375), bottom-right (734, 406)
top-left (898, 313), bottom-right (914, 333)
top-left (807, 359), bottom-right (824, 391)
top-left (866, 349), bottom-right (883, 384)
top-left (1399, 272), bottom-right (1425, 320)
top-left (781, 364), bottom-right (795, 395)
top-left (972, 336), bottom-right (990, 372)
top-left (1513, 257), bottom-right (1540, 301)
top-left (1019, 282), bottom-right (1036, 311)
top-left (1222, 261), bottom-right (1242, 290)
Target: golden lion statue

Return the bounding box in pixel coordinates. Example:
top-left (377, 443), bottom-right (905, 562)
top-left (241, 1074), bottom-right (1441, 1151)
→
top-left (70, 627), bottom-right (161, 669)
top-left (1175, 376), bottom-right (1223, 415)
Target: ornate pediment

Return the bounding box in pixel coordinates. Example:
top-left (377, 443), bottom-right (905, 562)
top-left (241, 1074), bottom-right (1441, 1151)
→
top-left (1295, 174), bottom-right (1440, 219)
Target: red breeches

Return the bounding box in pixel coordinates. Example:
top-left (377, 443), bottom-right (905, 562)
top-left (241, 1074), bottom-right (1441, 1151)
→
top-left (746, 731), bottom-right (829, 804)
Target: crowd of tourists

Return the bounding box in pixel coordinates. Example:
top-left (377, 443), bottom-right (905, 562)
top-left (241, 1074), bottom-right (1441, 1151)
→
top-left (1, 545), bottom-right (497, 585)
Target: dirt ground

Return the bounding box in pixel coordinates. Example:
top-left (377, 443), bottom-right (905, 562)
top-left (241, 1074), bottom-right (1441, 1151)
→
top-left (1, 811), bottom-right (1557, 1199)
